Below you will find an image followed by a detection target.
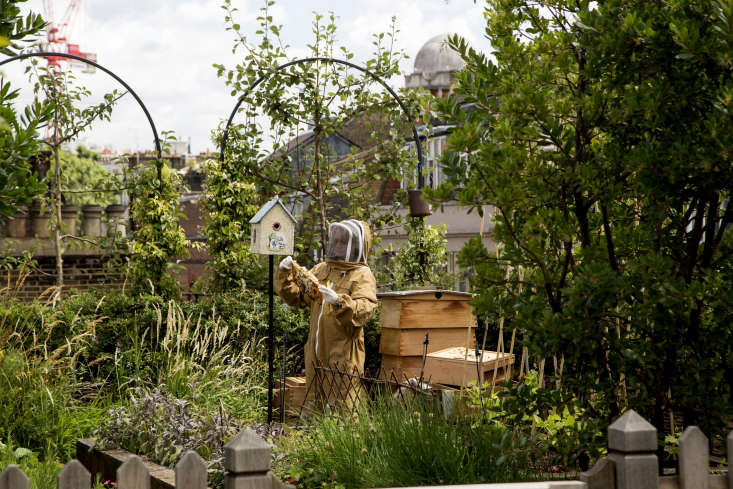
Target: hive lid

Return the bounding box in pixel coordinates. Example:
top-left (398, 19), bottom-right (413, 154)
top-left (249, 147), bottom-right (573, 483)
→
top-left (377, 289), bottom-right (473, 298)
top-left (427, 346), bottom-right (515, 364)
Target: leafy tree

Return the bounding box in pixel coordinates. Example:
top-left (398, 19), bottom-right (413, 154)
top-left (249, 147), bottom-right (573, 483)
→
top-left (377, 218), bottom-right (452, 290)
top-left (46, 146), bottom-right (121, 208)
top-left (432, 0), bottom-right (733, 451)
top-left (30, 65), bottom-right (122, 295)
top-left (211, 0), bottom-right (422, 271)
top-left (0, 1), bottom-right (50, 221)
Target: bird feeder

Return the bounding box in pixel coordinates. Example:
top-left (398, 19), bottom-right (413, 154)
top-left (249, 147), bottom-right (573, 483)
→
top-left (249, 198), bottom-right (296, 256)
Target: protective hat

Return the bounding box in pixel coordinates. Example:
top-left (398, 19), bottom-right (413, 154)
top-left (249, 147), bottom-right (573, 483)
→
top-left (325, 219), bottom-right (367, 263)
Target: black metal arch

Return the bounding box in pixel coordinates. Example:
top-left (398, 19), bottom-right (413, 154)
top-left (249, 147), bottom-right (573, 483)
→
top-left (219, 56), bottom-right (425, 188)
top-left (0, 52), bottom-right (162, 162)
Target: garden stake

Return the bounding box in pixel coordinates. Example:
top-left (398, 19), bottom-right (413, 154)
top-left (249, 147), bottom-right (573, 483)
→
top-left (418, 332), bottom-right (429, 387)
top-left (268, 254), bottom-right (274, 424)
top-left (280, 331), bottom-right (286, 423)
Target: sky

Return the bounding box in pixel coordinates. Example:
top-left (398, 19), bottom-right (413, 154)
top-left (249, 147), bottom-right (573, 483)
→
top-left (5, 0), bottom-right (491, 155)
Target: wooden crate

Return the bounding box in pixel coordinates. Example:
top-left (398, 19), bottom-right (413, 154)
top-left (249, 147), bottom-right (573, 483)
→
top-left (274, 376), bottom-right (307, 416)
top-left (423, 347), bottom-right (515, 388)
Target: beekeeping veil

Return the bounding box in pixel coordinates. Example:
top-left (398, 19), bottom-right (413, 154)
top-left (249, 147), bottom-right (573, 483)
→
top-left (326, 219), bottom-right (366, 263)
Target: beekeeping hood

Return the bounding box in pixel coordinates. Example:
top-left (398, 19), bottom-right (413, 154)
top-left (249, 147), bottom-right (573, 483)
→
top-left (325, 219), bottom-right (368, 264)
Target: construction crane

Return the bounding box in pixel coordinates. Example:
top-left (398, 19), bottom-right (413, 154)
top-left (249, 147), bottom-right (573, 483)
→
top-left (40, 0), bottom-right (97, 72)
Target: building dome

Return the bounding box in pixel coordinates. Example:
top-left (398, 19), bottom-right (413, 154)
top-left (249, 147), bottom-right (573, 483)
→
top-left (405, 34), bottom-right (465, 95)
top-left (413, 34), bottom-right (466, 75)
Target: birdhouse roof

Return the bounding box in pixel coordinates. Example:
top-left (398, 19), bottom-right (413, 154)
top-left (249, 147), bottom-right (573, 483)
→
top-left (249, 198), bottom-right (297, 224)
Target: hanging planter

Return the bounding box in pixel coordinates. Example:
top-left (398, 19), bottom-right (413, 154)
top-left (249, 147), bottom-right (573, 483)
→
top-left (408, 188), bottom-right (432, 217)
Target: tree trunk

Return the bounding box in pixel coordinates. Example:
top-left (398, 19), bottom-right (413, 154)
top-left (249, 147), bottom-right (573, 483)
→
top-left (314, 129), bottom-right (327, 260)
top-left (54, 143), bottom-right (64, 292)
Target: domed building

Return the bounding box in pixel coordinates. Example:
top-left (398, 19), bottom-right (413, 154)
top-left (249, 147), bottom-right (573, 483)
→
top-left (405, 34), bottom-right (466, 97)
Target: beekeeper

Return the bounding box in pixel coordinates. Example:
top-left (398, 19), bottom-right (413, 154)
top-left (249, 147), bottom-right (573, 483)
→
top-left (274, 219), bottom-right (377, 407)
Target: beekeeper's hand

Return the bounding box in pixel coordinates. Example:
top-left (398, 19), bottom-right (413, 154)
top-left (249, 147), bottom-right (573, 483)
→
top-left (318, 285), bottom-right (339, 305)
top-left (279, 255), bottom-right (293, 270)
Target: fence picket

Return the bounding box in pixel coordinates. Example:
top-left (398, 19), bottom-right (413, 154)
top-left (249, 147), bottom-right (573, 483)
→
top-left (58, 460), bottom-right (91, 489)
top-left (679, 426), bottom-right (709, 489)
top-left (175, 450), bottom-right (207, 489)
top-left (117, 455), bottom-right (150, 489)
top-left (0, 465), bottom-right (29, 489)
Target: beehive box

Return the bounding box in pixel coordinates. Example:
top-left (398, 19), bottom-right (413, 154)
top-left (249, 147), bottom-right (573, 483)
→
top-left (274, 376), bottom-right (307, 416)
top-left (378, 290), bottom-right (475, 380)
top-left (423, 347), bottom-right (515, 388)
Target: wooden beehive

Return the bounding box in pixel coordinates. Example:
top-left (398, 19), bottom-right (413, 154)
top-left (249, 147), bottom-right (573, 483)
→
top-left (274, 376), bottom-right (307, 416)
top-left (378, 290), bottom-right (475, 380)
top-left (423, 347), bottom-right (515, 388)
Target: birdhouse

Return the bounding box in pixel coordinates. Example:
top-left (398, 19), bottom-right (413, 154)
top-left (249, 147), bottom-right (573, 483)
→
top-left (249, 198), bottom-right (296, 255)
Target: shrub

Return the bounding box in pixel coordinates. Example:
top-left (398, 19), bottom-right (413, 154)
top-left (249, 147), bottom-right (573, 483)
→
top-left (96, 386), bottom-right (245, 488)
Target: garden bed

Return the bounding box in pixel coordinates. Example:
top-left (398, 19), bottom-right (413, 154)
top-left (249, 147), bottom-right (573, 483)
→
top-left (75, 438), bottom-right (211, 489)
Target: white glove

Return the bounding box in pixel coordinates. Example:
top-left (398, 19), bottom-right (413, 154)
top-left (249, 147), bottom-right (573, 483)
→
top-left (318, 285), bottom-right (339, 305)
top-left (279, 256), bottom-right (293, 270)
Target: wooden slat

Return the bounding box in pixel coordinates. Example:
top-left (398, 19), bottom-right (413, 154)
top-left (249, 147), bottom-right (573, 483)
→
top-left (679, 426), bottom-right (708, 489)
top-left (380, 355), bottom-right (426, 380)
top-left (117, 455), bottom-right (150, 489)
top-left (58, 460), bottom-right (91, 489)
top-left (379, 300), bottom-right (401, 329)
top-left (380, 300), bottom-right (473, 329)
top-left (0, 465), bottom-right (29, 489)
top-left (379, 327), bottom-right (475, 356)
top-left (175, 451), bottom-right (207, 489)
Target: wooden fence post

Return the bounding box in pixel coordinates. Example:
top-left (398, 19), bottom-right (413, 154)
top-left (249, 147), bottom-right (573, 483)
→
top-left (117, 455), bottom-right (150, 489)
top-left (176, 450), bottom-right (208, 489)
top-left (678, 426), bottom-right (708, 489)
top-left (0, 465), bottom-right (29, 489)
top-left (58, 459), bottom-right (91, 489)
top-left (607, 410), bottom-right (658, 489)
top-left (224, 429), bottom-right (273, 489)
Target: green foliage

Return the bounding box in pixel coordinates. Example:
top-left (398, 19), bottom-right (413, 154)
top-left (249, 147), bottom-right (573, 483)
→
top-left (376, 217), bottom-right (453, 289)
top-left (430, 0), bottom-right (733, 439)
top-left (200, 156), bottom-right (263, 290)
top-left (0, 441), bottom-right (66, 489)
top-left (46, 147), bottom-right (121, 208)
top-left (274, 396), bottom-right (534, 489)
top-left (128, 159), bottom-right (189, 299)
top-left (215, 0), bottom-right (422, 264)
top-left (0, 2), bottom-right (51, 221)
top-left (0, 344), bottom-right (103, 460)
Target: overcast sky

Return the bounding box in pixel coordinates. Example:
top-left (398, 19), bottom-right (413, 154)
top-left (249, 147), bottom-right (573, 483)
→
top-left (6, 0), bottom-right (490, 154)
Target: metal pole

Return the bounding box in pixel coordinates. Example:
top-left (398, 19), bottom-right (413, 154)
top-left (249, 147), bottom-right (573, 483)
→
top-left (267, 254), bottom-right (275, 424)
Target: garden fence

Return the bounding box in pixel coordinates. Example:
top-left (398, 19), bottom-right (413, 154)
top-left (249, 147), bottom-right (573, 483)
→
top-left (1, 410), bottom-right (730, 489)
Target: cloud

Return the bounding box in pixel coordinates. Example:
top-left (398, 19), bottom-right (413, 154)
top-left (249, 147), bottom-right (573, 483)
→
top-left (13, 0), bottom-right (490, 154)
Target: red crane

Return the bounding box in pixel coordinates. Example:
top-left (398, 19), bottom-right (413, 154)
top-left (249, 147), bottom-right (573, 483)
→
top-left (41, 0), bottom-right (97, 72)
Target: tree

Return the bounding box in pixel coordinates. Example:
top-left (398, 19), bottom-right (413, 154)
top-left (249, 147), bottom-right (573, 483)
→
top-left (432, 0), bottom-right (732, 451)
top-left (210, 0), bottom-right (423, 275)
top-left (30, 64), bottom-right (122, 295)
top-left (0, 1), bottom-right (51, 221)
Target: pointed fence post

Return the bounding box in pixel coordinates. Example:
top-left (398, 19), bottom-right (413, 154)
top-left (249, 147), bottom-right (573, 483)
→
top-left (117, 455), bottom-right (150, 489)
top-left (580, 458), bottom-right (616, 489)
top-left (607, 410), bottom-right (658, 489)
top-left (0, 465), bottom-right (29, 489)
top-left (678, 426), bottom-right (709, 489)
top-left (176, 450), bottom-right (208, 489)
top-left (224, 429), bottom-right (273, 489)
top-left (58, 460), bottom-right (91, 489)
